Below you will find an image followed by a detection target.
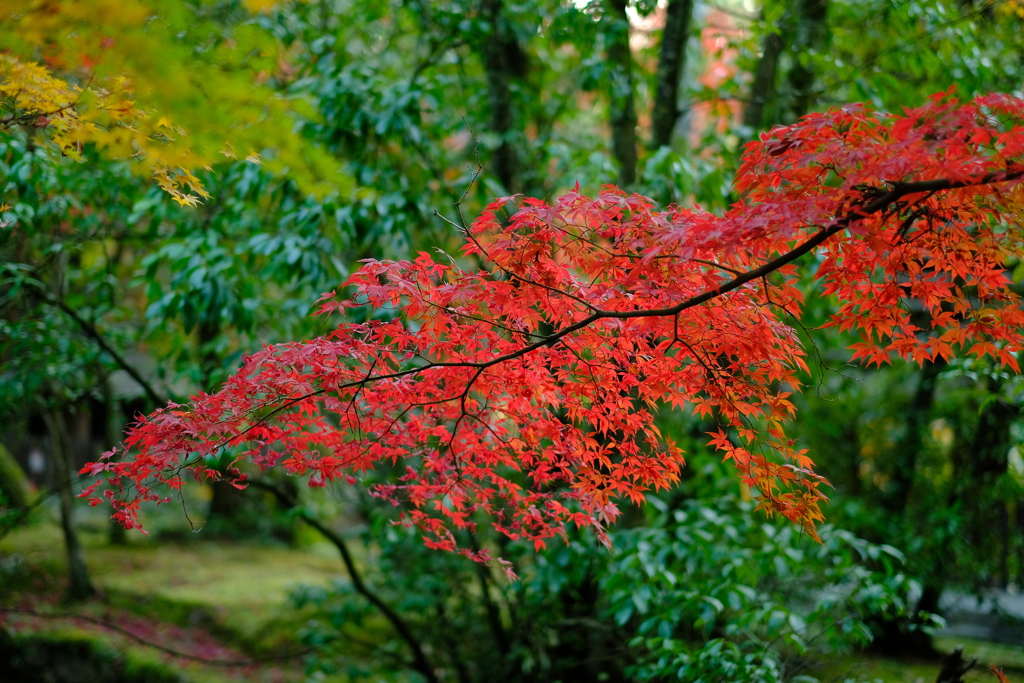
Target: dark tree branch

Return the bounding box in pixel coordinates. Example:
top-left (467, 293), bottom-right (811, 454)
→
top-left (39, 293), bottom-right (165, 406)
top-left (248, 478), bottom-right (440, 683)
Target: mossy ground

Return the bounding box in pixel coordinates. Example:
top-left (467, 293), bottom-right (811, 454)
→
top-left (795, 637), bottom-right (1024, 683)
top-left (0, 502), bottom-right (362, 682)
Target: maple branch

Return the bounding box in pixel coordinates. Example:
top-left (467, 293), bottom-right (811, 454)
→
top-left (690, 258), bottom-right (743, 276)
top-left (430, 302), bottom-right (547, 340)
top-left (389, 170), bottom-right (1024, 369)
top-left (214, 168), bottom-right (1024, 452)
top-left (248, 478), bottom-right (440, 683)
top-left (434, 208), bottom-right (600, 312)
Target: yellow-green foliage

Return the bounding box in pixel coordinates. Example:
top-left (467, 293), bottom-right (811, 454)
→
top-left (0, 0), bottom-right (349, 205)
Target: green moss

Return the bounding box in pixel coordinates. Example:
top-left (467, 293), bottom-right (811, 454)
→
top-left (1, 516), bottom-right (359, 667)
top-left (0, 628), bottom-right (184, 683)
top-left (90, 538), bottom-right (346, 652)
top-left (934, 636), bottom-right (1024, 673)
top-left (811, 639), bottom-right (1024, 683)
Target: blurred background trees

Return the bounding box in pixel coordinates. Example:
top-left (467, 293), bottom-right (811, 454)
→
top-left (2, 1), bottom-right (1024, 681)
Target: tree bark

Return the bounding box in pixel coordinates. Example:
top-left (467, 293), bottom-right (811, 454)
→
top-left (605, 0), bottom-right (638, 187)
top-left (950, 377), bottom-right (1019, 571)
top-left (1017, 502), bottom-right (1024, 588)
top-left (42, 410), bottom-right (95, 602)
top-left (743, 26), bottom-right (784, 132)
top-left (479, 0), bottom-right (524, 193)
top-left (745, 0), bottom-right (828, 132)
top-left (651, 0), bottom-right (695, 149)
top-left (0, 442), bottom-right (31, 511)
top-left (935, 646), bottom-right (977, 683)
top-left (882, 360), bottom-right (944, 513)
top-left (101, 381), bottom-right (127, 545)
top-left (201, 318), bottom-right (249, 533)
top-left (786, 0), bottom-right (829, 119)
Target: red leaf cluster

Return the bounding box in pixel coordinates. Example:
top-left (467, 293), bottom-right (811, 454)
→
top-left (82, 92), bottom-right (1024, 555)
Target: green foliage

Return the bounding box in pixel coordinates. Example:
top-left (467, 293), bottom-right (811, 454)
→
top-left (291, 494), bottom-right (929, 682)
top-left (0, 133), bottom-right (145, 412)
top-left (607, 497), bottom-right (938, 682)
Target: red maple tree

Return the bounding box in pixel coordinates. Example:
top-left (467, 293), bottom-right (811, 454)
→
top-left (82, 92), bottom-right (1024, 564)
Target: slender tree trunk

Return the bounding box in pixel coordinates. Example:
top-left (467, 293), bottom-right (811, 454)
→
top-left (883, 360), bottom-right (944, 513)
top-left (468, 530), bottom-right (509, 660)
top-left (651, 0), bottom-right (695, 149)
top-left (479, 0), bottom-right (524, 193)
top-left (926, 378), bottom-right (1020, 611)
top-left (202, 318), bottom-right (245, 532)
top-left (743, 26), bottom-right (784, 132)
top-left (786, 0), bottom-right (829, 119)
top-left (999, 503), bottom-right (1010, 588)
top-left (956, 381), bottom-right (1017, 560)
top-left (0, 442), bottom-right (31, 511)
top-left (43, 410), bottom-right (95, 601)
top-left (606, 0), bottom-right (638, 187)
top-left (102, 380), bottom-right (126, 545)
top-left (1017, 502), bottom-right (1024, 588)
top-left (936, 647), bottom-right (978, 683)
top-left (966, 386), bottom-right (1016, 482)
top-left (198, 319), bottom-right (279, 538)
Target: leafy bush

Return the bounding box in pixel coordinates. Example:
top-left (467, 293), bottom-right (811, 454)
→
top-left (292, 495), bottom-right (932, 682)
top-left (606, 497), bottom-right (940, 682)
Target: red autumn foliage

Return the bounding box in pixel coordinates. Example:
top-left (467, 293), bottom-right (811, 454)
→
top-left (82, 92), bottom-right (1024, 563)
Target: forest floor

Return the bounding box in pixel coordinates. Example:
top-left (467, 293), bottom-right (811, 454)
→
top-left (0, 512), bottom-right (367, 682)
top-left (1, 510), bottom-right (1022, 683)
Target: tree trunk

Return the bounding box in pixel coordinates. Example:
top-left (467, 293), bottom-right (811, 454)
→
top-left (883, 360), bottom-right (944, 513)
top-left (198, 319), bottom-right (278, 538)
top-left (743, 26), bottom-right (784, 133)
top-left (606, 0), bottom-right (638, 187)
top-left (101, 381), bottom-right (126, 545)
top-left (202, 316), bottom-right (247, 532)
top-left (1017, 501), bottom-right (1024, 588)
top-left (952, 378), bottom-right (1018, 573)
top-left (479, 0), bottom-right (525, 193)
top-left (43, 410), bottom-right (95, 602)
top-left (935, 647), bottom-right (977, 683)
top-left (651, 0), bottom-right (695, 149)
top-left (0, 442), bottom-right (31, 511)
top-left (785, 0), bottom-right (829, 119)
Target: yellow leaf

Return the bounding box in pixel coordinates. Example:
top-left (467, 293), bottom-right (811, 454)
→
top-left (171, 193), bottom-right (201, 208)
